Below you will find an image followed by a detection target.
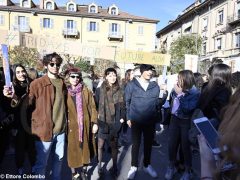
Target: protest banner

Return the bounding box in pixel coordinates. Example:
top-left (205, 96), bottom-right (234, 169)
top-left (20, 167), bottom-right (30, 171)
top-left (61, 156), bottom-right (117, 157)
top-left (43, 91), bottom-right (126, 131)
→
top-left (1, 30), bottom-right (171, 66)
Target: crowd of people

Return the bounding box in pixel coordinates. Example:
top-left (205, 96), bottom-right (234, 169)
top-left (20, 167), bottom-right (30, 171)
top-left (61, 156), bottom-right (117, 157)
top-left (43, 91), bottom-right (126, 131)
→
top-left (0, 52), bottom-right (240, 180)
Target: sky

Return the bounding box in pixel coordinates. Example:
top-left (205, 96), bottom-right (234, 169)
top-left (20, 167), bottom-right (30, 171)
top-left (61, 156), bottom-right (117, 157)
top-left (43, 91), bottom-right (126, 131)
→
top-left (62, 0), bottom-right (194, 31)
top-left (14, 0), bottom-right (194, 31)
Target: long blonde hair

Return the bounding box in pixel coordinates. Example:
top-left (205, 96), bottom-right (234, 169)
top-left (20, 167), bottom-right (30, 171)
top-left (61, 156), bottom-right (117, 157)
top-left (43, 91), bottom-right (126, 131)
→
top-left (217, 87), bottom-right (240, 178)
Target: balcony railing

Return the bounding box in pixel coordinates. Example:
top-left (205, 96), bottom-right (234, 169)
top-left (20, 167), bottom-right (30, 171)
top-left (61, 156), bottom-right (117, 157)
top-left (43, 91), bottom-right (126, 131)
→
top-left (62, 28), bottom-right (78, 36)
top-left (227, 12), bottom-right (240, 24)
top-left (108, 32), bottom-right (123, 41)
top-left (12, 25), bottom-right (31, 33)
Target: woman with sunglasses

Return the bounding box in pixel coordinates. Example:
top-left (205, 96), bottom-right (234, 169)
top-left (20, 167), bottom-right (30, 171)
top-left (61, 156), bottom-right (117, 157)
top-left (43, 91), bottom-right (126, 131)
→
top-left (95, 67), bottom-right (126, 178)
top-left (66, 68), bottom-right (98, 180)
top-left (3, 64), bottom-right (36, 175)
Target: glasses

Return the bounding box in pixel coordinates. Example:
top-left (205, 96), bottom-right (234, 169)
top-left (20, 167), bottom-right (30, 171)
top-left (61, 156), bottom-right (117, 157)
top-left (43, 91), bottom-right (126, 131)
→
top-left (70, 75), bottom-right (80, 79)
top-left (49, 62), bottom-right (61, 68)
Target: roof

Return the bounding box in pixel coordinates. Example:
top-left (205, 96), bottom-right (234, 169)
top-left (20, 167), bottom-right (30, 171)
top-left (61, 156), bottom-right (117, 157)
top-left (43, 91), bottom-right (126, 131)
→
top-left (0, 3), bottom-right (159, 23)
top-left (156, 0), bottom-right (211, 37)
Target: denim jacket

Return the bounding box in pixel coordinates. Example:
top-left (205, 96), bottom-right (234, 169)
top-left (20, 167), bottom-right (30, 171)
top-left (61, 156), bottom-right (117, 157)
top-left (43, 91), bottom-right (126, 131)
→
top-left (171, 86), bottom-right (200, 119)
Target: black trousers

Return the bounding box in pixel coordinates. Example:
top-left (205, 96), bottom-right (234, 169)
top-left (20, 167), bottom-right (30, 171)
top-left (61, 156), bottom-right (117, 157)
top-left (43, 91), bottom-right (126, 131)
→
top-left (131, 122), bottom-right (155, 167)
top-left (0, 129), bottom-right (10, 164)
top-left (15, 128), bottom-right (36, 169)
top-left (168, 115), bottom-right (192, 169)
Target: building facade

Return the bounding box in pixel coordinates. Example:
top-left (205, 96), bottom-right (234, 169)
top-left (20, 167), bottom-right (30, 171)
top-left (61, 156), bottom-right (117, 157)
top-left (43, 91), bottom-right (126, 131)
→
top-left (0, 0), bottom-right (158, 53)
top-left (156, 0), bottom-right (240, 72)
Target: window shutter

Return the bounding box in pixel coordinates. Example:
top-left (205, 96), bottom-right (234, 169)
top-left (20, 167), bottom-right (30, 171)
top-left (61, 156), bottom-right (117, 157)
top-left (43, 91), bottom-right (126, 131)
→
top-left (109, 23), bottom-right (112, 34)
top-left (0, 15), bottom-right (4, 25)
top-left (50, 19), bottom-right (54, 28)
top-left (40, 18), bottom-right (43, 28)
top-left (118, 24), bottom-right (121, 35)
top-left (87, 21), bottom-right (90, 31)
top-left (26, 17), bottom-right (30, 26)
top-left (97, 22), bottom-right (99, 32)
top-left (64, 20), bottom-right (67, 29)
top-left (73, 21), bottom-right (76, 29)
top-left (15, 16), bottom-right (18, 25)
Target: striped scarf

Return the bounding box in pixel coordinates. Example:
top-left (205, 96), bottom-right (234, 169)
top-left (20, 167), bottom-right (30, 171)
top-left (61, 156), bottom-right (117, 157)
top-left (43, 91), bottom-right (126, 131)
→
top-left (68, 83), bottom-right (84, 142)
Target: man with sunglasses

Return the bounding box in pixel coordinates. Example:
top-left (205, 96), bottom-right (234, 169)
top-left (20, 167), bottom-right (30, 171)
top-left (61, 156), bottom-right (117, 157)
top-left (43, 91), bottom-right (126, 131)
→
top-left (28, 52), bottom-right (67, 180)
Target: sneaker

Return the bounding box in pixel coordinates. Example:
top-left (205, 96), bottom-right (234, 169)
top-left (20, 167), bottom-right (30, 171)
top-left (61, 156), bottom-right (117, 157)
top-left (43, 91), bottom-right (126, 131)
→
top-left (164, 166), bottom-right (177, 180)
top-left (152, 140), bottom-right (161, 148)
top-left (180, 170), bottom-right (193, 180)
top-left (127, 166), bottom-right (137, 179)
top-left (72, 173), bottom-right (80, 180)
top-left (143, 165), bottom-right (158, 178)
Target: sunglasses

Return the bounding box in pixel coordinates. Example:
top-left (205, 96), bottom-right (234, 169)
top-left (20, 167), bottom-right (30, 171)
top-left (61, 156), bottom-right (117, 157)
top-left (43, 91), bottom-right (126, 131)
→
top-left (49, 62), bottom-right (61, 67)
top-left (70, 75), bottom-right (80, 79)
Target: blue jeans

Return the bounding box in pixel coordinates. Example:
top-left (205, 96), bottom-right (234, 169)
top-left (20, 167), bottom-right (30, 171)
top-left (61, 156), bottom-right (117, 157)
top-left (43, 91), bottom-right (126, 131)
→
top-left (32, 133), bottom-right (65, 180)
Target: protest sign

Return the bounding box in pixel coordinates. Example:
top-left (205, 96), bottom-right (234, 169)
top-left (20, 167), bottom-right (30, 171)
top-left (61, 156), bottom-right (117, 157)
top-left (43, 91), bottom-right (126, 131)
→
top-left (1, 44), bottom-right (11, 87)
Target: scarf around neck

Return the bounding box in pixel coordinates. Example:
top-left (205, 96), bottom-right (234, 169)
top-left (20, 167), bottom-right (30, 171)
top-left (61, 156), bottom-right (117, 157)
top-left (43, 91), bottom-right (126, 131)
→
top-left (68, 83), bottom-right (84, 142)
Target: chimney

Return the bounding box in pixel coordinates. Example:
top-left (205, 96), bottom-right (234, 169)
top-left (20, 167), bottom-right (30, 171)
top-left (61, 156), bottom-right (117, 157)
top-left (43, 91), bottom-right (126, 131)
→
top-left (40, 0), bottom-right (44, 9)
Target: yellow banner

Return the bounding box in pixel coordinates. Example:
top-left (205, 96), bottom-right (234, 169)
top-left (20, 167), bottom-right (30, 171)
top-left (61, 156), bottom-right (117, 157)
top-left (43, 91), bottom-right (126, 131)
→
top-left (116, 50), bottom-right (170, 66)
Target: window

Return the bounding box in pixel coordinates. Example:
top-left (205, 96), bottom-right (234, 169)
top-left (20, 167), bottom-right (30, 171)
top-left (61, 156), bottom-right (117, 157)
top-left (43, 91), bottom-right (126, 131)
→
top-left (111, 23), bottom-right (118, 34)
top-left (22, 0), bottom-right (28, 7)
top-left (0, 0), bottom-right (4, 5)
top-left (237, 1), bottom-right (240, 18)
top-left (218, 10), bottom-right (224, 24)
top-left (18, 16), bottom-right (27, 27)
top-left (67, 20), bottom-right (74, 29)
top-left (202, 42), bottom-right (206, 55)
top-left (138, 26), bottom-right (144, 35)
top-left (68, 4), bottom-right (75, 11)
top-left (0, 15), bottom-right (4, 25)
top-left (203, 17), bottom-right (208, 30)
top-left (215, 38), bottom-right (222, 50)
top-left (111, 7), bottom-right (117, 15)
top-left (235, 33), bottom-right (240, 47)
top-left (46, 2), bottom-right (52, 10)
top-left (90, 22), bottom-right (96, 31)
top-left (43, 18), bottom-right (51, 28)
top-left (90, 5), bottom-right (96, 13)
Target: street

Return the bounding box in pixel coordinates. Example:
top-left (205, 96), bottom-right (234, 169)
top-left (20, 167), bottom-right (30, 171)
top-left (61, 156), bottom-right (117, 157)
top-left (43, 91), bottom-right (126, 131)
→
top-left (0, 125), bottom-right (200, 180)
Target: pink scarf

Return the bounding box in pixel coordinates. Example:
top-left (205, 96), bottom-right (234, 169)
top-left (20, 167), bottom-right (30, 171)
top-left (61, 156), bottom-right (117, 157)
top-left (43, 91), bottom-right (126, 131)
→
top-left (68, 83), bottom-right (84, 142)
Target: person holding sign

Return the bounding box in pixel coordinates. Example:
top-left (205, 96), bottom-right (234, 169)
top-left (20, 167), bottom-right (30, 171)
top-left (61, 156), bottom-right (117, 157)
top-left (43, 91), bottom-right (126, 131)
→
top-left (3, 64), bottom-right (36, 175)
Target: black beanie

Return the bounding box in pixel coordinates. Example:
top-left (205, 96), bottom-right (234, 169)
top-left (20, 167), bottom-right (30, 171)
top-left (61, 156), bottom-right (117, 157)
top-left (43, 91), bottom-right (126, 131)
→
top-left (139, 64), bottom-right (155, 74)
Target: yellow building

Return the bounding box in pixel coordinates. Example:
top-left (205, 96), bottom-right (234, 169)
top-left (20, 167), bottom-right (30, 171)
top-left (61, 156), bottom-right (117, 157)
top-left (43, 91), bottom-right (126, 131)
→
top-left (0, 0), bottom-right (159, 54)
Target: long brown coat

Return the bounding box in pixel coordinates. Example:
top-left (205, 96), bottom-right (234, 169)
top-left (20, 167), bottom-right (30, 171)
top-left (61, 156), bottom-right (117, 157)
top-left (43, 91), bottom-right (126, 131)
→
top-left (67, 86), bottom-right (98, 168)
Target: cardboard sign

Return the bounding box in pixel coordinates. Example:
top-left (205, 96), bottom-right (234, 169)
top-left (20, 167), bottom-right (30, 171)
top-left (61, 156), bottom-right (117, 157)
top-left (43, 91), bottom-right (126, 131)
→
top-left (185, 54), bottom-right (198, 72)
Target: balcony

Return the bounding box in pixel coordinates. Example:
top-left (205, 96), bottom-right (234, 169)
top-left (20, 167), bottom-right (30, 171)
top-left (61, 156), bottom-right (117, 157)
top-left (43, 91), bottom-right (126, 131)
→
top-left (12, 25), bottom-right (31, 33)
top-left (108, 32), bottom-right (123, 41)
top-left (227, 12), bottom-right (240, 25)
top-left (62, 28), bottom-right (79, 38)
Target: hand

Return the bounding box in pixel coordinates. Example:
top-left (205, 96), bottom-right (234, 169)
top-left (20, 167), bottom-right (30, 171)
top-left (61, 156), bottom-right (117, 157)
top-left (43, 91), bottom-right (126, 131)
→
top-left (127, 120), bottom-right (131, 128)
top-left (197, 134), bottom-right (215, 163)
top-left (160, 84), bottom-right (167, 92)
top-left (174, 83), bottom-right (182, 95)
top-left (120, 118), bottom-right (124, 123)
top-left (92, 124), bottom-right (98, 134)
top-left (3, 85), bottom-right (15, 98)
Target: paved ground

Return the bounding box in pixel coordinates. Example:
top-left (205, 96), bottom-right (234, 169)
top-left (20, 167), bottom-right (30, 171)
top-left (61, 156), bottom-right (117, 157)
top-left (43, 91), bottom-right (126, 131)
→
top-left (0, 125), bottom-right (201, 180)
